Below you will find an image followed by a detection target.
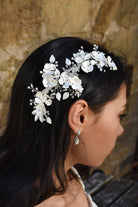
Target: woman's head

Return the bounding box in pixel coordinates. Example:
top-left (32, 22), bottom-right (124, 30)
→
top-left (0, 37), bottom-right (126, 205)
top-left (67, 82), bottom-right (126, 168)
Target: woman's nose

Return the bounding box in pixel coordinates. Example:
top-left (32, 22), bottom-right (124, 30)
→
top-left (118, 125), bottom-right (124, 136)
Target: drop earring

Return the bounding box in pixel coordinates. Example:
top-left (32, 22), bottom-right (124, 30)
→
top-left (74, 130), bottom-right (81, 145)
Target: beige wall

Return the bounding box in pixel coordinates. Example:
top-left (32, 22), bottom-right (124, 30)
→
top-left (0, 0), bottom-right (138, 176)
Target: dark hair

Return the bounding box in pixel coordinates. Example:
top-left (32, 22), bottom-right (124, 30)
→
top-left (0, 37), bottom-right (125, 207)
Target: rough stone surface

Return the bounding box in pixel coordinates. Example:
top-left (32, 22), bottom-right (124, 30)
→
top-left (42, 0), bottom-right (91, 39)
top-left (0, 0), bottom-right (138, 176)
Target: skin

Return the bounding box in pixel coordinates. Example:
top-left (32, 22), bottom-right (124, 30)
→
top-left (36, 82), bottom-right (127, 207)
top-left (67, 82), bottom-right (127, 169)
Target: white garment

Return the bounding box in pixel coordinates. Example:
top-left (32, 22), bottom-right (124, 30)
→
top-left (71, 167), bottom-right (98, 207)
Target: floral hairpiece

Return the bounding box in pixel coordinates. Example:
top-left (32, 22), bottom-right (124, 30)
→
top-left (28, 45), bottom-right (117, 124)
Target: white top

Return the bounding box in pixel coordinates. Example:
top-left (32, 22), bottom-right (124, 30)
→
top-left (71, 167), bottom-right (98, 207)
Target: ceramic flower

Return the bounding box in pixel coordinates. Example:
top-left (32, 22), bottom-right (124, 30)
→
top-left (107, 56), bottom-right (117, 70)
top-left (32, 103), bottom-right (46, 122)
top-left (69, 76), bottom-right (83, 93)
top-left (43, 75), bottom-right (58, 89)
top-left (59, 72), bottom-right (70, 88)
top-left (43, 63), bottom-right (57, 75)
top-left (81, 60), bottom-right (94, 73)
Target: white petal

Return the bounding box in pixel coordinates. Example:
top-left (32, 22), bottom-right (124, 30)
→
top-left (90, 60), bottom-right (97, 65)
top-left (82, 60), bottom-right (89, 68)
top-left (65, 58), bottom-right (71, 66)
top-left (55, 69), bottom-right (60, 77)
top-left (42, 78), bottom-right (48, 87)
top-left (76, 56), bottom-right (83, 63)
top-left (34, 115), bottom-right (38, 122)
top-left (107, 56), bottom-right (112, 63)
top-left (39, 116), bottom-right (44, 123)
top-left (112, 64), bottom-right (117, 70)
top-left (32, 110), bottom-right (36, 115)
top-left (81, 65), bottom-right (92, 73)
top-left (46, 99), bottom-right (52, 106)
top-left (49, 55), bottom-right (55, 63)
top-left (56, 92), bottom-right (61, 101)
top-left (36, 91), bottom-right (42, 97)
top-left (46, 116), bottom-right (52, 124)
top-left (59, 78), bottom-right (63, 85)
top-left (92, 51), bottom-right (98, 57)
top-left (35, 98), bottom-right (42, 104)
top-left (84, 53), bottom-right (91, 60)
top-left (63, 92), bottom-right (69, 100)
top-left (88, 65), bottom-right (94, 72)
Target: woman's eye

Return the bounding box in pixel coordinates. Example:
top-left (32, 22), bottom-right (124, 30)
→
top-left (119, 113), bottom-right (127, 121)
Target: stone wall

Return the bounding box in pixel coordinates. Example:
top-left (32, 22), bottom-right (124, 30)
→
top-left (0, 0), bottom-right (138, 176)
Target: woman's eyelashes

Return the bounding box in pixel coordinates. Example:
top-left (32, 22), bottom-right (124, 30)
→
top-left (119, 113), bottom-right (127, 121)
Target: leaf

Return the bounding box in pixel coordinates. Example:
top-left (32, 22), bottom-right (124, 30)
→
top-left (46, 117), bottom-right (52, 124)
top-left (49, 55), bottom-right (55, 63)
top-left (63, 92), bottom-right (69, 100)
top-left (56, 92), bottom-right (61, 101)
top-left (65, 58), bottom-right (71, 66)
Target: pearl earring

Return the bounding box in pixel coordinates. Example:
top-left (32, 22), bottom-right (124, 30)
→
top-left (74, 130), bottom-right (81, 145)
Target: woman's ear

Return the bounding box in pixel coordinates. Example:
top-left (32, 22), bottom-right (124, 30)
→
top-left (68, 99), bottom-right (88, 134)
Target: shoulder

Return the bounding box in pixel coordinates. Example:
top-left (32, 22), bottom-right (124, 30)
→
top-left (35, 195), bottom-right (65, 207)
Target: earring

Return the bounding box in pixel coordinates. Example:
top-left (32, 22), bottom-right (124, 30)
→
top-left (74, 130), bottom-right (81, 145)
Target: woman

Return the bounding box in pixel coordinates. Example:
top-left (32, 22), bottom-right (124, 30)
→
top-left (0, 37), bottom-right (127, 207)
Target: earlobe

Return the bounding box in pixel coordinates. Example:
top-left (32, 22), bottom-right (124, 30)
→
top-left (68, 100), bottom-right (88, 134)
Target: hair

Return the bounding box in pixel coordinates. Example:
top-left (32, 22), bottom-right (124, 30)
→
top-left (0, 37), bottom-right (126, 207)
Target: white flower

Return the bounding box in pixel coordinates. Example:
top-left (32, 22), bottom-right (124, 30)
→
top-left (49, 78), bottom-right (58, 88)
top-left (107, 56), bottom-right (117, 70)
top-left (59, 72), bottom-right (68, 84)
top-left (43, 63), bottom-right (56, 75)
top-left (81, 60), bottom-right (94, 73)
top-left (42, 94), bottom-right (49, 103)
top-left (34, 97), bottom-right (42, 104)
top-left (36, 91), bottom-right (42, 98)
top-left (35, 92), bottom-right (49, 103)
top-left (74, 56), bottom-right (84, 64)
top-left (73, 50), bottom-right (85, 64)
top-left (43, 75), bottom-right (58, 89)
top-left (32, 103), bottom-right (46, 122)
top-left (92, 51), bottom-right (106, 62)
top-left (59, 72), bottom-right (70, 88)
top-left (69, 76), bottom-right (83, 93)
top-left (91, 51), bottom-right (99, 59)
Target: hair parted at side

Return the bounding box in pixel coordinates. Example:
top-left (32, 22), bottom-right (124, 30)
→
top-left (0, 37), bottom-right (125, 207)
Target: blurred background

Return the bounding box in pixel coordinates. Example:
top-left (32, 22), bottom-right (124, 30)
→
top-left (0, 0), bottom-right (137, 178)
